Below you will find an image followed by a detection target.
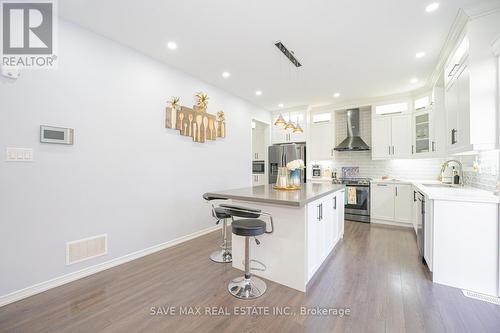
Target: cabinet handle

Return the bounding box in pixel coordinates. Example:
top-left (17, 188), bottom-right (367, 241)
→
top-left (448, 63), bottom-right (460, 77)
top-left (392, 146), bottom-right (395, 155)
top-left (432, 141), bottom-right (436, 152)
top-left (317, 205), bottom-right (321, 221)
top-left (334, 196), bottom-right (337, 210)
top-left (411, 145), bottom-right (414, 154)
top-left (331, 148), bottom-right (334, 157)
top-left (320, 204), bottom-right (323, 220)
top-left (388, 146), bottom-right (391, 155)
top-left (395, 187), bottom-right (398, 196)
top-left (413, 191), bottom-right (417, 202)
top-left (451, 129), bottom-right (457, 145)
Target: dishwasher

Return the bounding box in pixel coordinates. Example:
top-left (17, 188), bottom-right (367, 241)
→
top-left (416, 191), bottom-right (425, 259)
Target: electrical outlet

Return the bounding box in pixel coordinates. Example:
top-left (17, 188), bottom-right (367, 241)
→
top-left (5, 148), bottom-right (33, 162)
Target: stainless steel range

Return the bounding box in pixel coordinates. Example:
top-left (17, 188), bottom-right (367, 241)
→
top-left (332, 177), bottom-right (371, 223)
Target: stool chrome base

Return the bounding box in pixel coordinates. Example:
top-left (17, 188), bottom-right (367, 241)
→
top-left (210, 249), bottom-right (232, 263)
top-left (228, 276), bottom-right (267, 299)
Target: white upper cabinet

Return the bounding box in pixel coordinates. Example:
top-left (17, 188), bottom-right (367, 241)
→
top-left (271, 111), bottom-right (307, 144)
top-left (372, 117), bottom-right (392, 159)
top-left (391, 115), bottom-right (413, 158)
top-left (412, 87), bottom-right (446, 158)
top-left (252, 126), bottom-right (265, 160)
top-left (372, 112), bottom-right (412, 160)
top-left (444, 34), bottom-right (496, 154)
top-left (308, 111), bottom-right (334, 161)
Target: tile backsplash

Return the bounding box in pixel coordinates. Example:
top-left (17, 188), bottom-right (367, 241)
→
top-left (309, 108), bottom-right (445, 181)
top-left (460, 150), bottom-right (499, 191)
top-left (308, 107), bottom-right (498, 190)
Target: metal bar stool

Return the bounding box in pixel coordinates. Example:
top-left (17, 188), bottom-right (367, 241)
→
top-left (203, 193), bottom-right (232, 263)
top-left (219, 204), bottom-right (274, 299)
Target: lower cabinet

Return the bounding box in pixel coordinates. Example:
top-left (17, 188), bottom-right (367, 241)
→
top-left (307, 191), bottom-right (344, 280)
top-left (371, 182), bottom-right (413, 225)
top-left (252, 174), bottom-right (266, 186)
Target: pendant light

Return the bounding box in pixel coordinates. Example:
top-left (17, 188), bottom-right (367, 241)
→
top-left (274, 113), bottom-right (286, 127)
top-left (284, 119), bottom-right (295, 131)
top-left (293, 123), bottom-right (303, 133)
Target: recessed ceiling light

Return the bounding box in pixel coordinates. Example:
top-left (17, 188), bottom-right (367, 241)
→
top-left (425, 3), bottom-right (440, 13)
top-left (278, 103), bottom-right (284, 108)
top-left (167, 41), bottom-right (177, 50)
top-left (415, 52), bottom-right (426, 59)
top-left (255, 90), bottom-right (262, 96)
top-left (222, 71), bottom-right (231, 78)
top-left (333, 93), bottom-right (340, 98)
top-left (410, 78), bottom-right (418, 84)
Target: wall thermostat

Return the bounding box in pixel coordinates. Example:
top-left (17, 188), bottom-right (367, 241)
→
top-left (40, 125), bottom-right (74, 145)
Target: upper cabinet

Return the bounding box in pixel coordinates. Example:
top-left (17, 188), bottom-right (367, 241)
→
top-left (271, 110), bottom-right (307, 144)
top-left (252, 125), bottom-right (265, 160)
top-left (308, 111), bottom-right (335, 161)
top-left (443, 34), bottom-right (497, 154)
top-left (372, 111), bottom-right (412, 160)
top-left (412, 87), bottom-right (446, 158)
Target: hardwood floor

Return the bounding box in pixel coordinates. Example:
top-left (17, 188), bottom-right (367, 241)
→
top-left (1, 221), bottom-right (499, 333)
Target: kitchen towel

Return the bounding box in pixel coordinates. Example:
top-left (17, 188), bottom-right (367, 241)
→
top-left (347, 187), bottom-right (357, 205)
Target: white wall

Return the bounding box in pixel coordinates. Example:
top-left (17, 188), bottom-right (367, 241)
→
top-left (0, 20), bottom-right (270, 297)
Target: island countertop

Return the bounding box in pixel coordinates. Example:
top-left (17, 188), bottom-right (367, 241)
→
top-left (206, 183), bottom-right (345, 207)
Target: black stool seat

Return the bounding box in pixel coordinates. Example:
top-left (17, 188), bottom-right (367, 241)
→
top-left (203, 193), bottom-right (228, 201)
top-left (232, 219), bottom-right (266, 237)
top-left (214, 207), bottom-right (231, 219)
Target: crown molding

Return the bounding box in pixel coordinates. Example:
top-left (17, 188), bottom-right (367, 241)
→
top-left (428, 9), bottom-right (469, 88)
top-left (492, 35), bottom-right (500, 56)
top-left (462, 0), bottom-right (500, 20)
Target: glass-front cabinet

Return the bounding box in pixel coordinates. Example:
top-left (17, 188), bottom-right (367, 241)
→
top-left (414, 111), bottom-right (430, 154)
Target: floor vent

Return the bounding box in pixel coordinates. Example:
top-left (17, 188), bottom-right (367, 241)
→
top-left (462, 290), bottom-right (500, 305)
top-left (66, 234), bottom-right (107, 265)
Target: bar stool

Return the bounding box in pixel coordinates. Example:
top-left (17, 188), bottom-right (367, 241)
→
top-left (219, 204), bottom-right (274, 299)
top-left (202, 193), bottom-right (232, 263)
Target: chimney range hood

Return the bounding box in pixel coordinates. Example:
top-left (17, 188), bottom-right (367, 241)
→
top-left (334, 108), bottom-right (370, 151)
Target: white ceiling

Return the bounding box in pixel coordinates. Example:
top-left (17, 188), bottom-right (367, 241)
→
top-left (59, 0), bottom-right (483, 111)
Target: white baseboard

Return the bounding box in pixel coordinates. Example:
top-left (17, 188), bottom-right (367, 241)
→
top-left (370, 219), bottom-right (413, 229)
top-left (0, 224), bottom-right (221, 308)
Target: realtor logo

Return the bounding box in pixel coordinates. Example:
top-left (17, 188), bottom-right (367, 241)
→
top-left (1, 0), bottom-right (57, 68)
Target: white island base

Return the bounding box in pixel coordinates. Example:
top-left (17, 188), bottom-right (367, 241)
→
top-left (225, 187), bottom-right (345, 292)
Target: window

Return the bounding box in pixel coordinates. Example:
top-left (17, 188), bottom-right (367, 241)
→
top-left (375, 102), bottom-right (408, 115)
top-left (414, 96), bottom-right (430, 110)
top-left (312, 113), bottom-right (331, 123)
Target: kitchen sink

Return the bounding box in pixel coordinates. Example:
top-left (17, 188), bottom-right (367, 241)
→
top-left (422, 183), bottom-right (456, 188)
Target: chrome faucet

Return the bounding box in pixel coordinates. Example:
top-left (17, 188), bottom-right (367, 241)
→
top-left (441, 159), bottom-right (464, 186)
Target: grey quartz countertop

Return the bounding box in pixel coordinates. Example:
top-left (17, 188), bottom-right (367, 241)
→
top-left (205, 183), bottom-right (345, 207)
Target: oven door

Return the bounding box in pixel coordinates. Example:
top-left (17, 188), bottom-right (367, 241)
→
top-left (252, 161), bottom-right (265, 174)
top-left (344, 184), bottom-right (370, 216)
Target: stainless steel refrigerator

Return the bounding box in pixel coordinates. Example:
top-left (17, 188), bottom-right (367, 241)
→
top-left (268, 143), bottom-right (307, 184)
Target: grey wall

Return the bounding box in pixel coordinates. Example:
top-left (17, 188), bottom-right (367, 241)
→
top-left (0, 20), bottom-right (270, 297)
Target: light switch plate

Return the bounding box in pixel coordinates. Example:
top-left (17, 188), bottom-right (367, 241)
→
top-left (5, 148), bottom-right (33, 162)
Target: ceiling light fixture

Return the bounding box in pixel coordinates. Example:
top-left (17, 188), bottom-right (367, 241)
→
top-left (410, 78), bottom-right (418, 84)
top-left (284, 119), bottom-right (296, 131)
top-left (222, 71), bottom-right (231, 78)
top-left (293, 123), bottom-right (304, 133)
top-left (278, 103), bottom-right (284, 108)
top-left (167, 41), bottom-right (177, 50)
top-left (425, 2), bottom-right (440, 13)
top-left (415, 52), bottom-right (426, 58)
top-left (255, 90), bottom-right (262, 96)
top-left (274, 114), bottom-right (287, 127)
top-left (333, 93), bottom-right (340, 98)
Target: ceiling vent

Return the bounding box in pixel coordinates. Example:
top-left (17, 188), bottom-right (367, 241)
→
top-left (274, 41), bottom-right (302, 67)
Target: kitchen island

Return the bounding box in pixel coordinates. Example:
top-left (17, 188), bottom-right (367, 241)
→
top-left (206, 183), bottom-right (345, 292)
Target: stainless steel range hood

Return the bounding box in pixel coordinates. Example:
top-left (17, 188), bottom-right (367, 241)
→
top-left (334, 109), bottom-right (370, 151)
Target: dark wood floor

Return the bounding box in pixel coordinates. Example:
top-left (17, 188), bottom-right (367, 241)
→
top-left (1, 221), bottom-right (500, 333)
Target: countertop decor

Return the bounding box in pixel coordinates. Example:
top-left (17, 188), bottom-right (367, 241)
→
top-left (165, 92), bottom-right (226, 143)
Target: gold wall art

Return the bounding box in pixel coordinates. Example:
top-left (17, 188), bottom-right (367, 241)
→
top-left (165, 93), bottom-right (226, 143)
